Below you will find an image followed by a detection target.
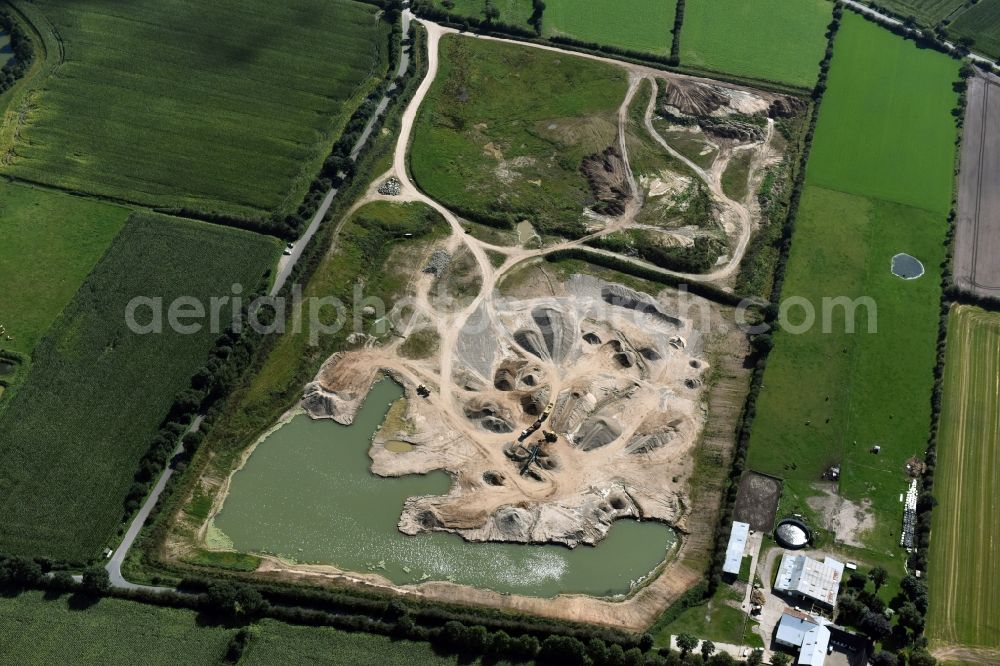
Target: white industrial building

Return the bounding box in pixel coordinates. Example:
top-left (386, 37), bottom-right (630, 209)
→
top-left (722, 521), bottom-right (750, 576)
top-left (775, 609), bottom-right (831, 666)
top-left (774, 553), bottom-right (845, 608)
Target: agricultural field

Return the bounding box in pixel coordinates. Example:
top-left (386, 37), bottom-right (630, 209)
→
top-left (242, 620), bottom-right (473, 665)
top-left (927, 306), bottom-right (1000, 651)
top-left (949, 0), bottom-right (1000, 59)
top-left (679, 0), bottom-right (832, 88)
top-left (541, 0), bottom-right (676, 56)
top-left (874, 0), bottom-right (967, 25)
top-left (0, 183), bottom-right (128, 358)
top-left (746, 11), bottom-right (958, 568)
top-left (806, 14), bottom-right (960, 213)
top-left (430, 0), bottom-right (676, 55)
top-left (0, 0), bottom-right (388, 220)
top-left (0, 591), bottom-right (461, 665)
top-left (410, 33), bottom-right (627, 238)
top-left (0, 215), bottom-right (280, 562)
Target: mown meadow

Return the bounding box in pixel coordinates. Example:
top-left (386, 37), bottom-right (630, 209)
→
top-left (1, 0), bottom-right (388, 220)
top-left (0, 215), bottom-right (280, 562)
top-left (679, 0), bottom-right (832, 88)
top-left (747, 12), bottom-right (958, 573)
top-left (410, 35), bottom-right (627, 238)
top-left (0, 182), bottom-right (129, 357)
top-left (928, 306), bottom-right (1000, 651)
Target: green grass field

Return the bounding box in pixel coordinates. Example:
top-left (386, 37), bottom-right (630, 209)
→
top-left (746, 11), bottom-right (957, 572)
top-left (874, 0), bottom-right (967, 25)
top-left (1, 0), bottom-right (387, 219)
top-left (411, 34), bottom-right (627, 238)
top-left (0, 215), bottom-right (280, 562)
top-left (807, 13), bottom-right (960, 214)
top-left (0, 183), bottom-right (129, 358)
top-left (927, 306), bottom-right (1000, 651)
top-left (431, 0), bottom-right (675, 55)
top-left (542, 0), bottom-right (676, 56)
top-left (0, 591), bottom-right (461, 665)
top-left (950, 0), bottom-right (1000, 59)
top-left (679, 0), bottom-right (832, 88)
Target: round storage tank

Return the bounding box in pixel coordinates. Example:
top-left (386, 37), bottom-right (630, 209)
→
top-left (775, 518), bottom-right (810, 549)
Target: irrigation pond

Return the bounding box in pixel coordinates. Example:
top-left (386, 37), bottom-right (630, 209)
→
top-left (215, 378), bottom-right (676, 597)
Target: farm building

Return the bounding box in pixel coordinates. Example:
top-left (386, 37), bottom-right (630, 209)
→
top-left (723, 521), bottom-right (750, 576)
top-left (774, 553), bottom-right (844, 608)
top-left (774, 609), bottom-right (831, 666)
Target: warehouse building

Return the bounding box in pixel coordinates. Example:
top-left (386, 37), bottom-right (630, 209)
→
top-left (774, 609), bottom-right (831, 666)
top-left (774, 553), bottom-right (844, 609)
top-left (722, 521), bottom-right (750, 576)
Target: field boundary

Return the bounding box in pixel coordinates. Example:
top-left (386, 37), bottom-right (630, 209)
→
top-left (408, 2), bottom-right (809, 94)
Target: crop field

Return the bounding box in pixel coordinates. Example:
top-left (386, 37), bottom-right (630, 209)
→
top-left (806, 13), bottom-right (960, 213)
top-left (875, 0), bottom-right (968, 26)
top-left (950, 0), bottom-right (1000, 59)
top-left (0, 591), bottom-right (232, 664)
top-left (0, 215), bottom-right (280, 562)
top-left (410, 34), bottom-right (627, 238)
top-left (0, 591), bottom-right (459, 665)
top-left (0, 182), bottom-right (129, 357)
top-left (1, 0), bottom-right (388, 219)
top-left (679, 0), bottom-right (832, 88)
top-left (430, 0), bottom-right (675, 55)
top-left (927, 306), bottom-right (1000, 651)
top-left (541, 0), bottom-right (676, 56)
top-left (243, 620), bottom-right (467, 665)
top-left (746, 12), bottom-right (957, 565)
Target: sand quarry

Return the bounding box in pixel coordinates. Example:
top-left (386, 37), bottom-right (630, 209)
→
top-left (304, 275), bottom-right (712, 549)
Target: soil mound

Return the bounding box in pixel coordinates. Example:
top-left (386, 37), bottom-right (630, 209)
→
top-left (663, 80), bottom-right (728, 116)
top-left (580, 145), bottom-right (631, 216)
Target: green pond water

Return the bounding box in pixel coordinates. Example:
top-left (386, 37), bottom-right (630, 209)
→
top-left (215, 378), bottom-right (676, 598)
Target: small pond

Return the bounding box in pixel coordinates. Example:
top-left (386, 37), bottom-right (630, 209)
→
top-left (215, 378), bottom-right (675, 597)
top-left (891, 253), bottom-right (925, 280)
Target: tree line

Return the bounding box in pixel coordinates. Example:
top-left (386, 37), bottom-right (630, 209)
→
top-left (0, 10), bottom-right (33, 96)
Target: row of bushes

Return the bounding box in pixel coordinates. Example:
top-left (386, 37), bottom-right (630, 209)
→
top-left (670, 0), bottom-right (685, 64)
top-left (0, 559), bottom-right (774, 666)
top-left (0, 10), bottom-right (34, 95)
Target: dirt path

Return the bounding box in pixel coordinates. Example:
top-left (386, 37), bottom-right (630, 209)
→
top-left (932, 644), bottom-right (1000, 664)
